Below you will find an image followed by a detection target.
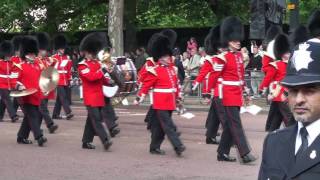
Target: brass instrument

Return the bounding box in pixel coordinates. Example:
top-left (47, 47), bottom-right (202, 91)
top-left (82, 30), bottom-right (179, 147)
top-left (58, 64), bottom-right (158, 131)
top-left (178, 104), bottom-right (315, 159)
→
top-left (10, 88), bottom-right (38, 97)
top-left (39, 66), bottom-right (60, 95)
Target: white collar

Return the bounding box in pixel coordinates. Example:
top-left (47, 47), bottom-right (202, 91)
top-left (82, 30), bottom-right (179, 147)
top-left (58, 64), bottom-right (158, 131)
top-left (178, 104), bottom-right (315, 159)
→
top-left (295, 120), bottom-right (320, 154)
top-left (307, 38), bottom-right (320, 43)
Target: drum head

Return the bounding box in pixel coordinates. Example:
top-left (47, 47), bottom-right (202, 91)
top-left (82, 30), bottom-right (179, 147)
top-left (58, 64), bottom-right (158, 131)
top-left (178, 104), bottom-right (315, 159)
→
top-left (103, 85), bottom-right (119, 97)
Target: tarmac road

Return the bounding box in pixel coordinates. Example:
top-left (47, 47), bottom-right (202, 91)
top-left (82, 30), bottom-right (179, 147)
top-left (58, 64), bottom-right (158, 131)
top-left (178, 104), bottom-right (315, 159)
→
top-left (0, 103), bottom-right (269, 180)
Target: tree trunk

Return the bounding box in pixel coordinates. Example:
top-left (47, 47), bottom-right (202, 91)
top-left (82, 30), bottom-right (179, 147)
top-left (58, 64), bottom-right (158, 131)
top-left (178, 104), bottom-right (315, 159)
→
top-left (108, 0), bottom-right (124, 56)
top-left (124, 0), bottom-right (137, 53)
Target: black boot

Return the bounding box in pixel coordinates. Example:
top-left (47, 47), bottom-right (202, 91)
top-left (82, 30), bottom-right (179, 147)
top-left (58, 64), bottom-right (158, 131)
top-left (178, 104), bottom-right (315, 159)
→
top-left (217, 153), bottom-right (236, 162)
top-left (174, 145), bottom-right (186, 156)
top-left (17, 137), bottom-right (33, 144)
top-left (103, 139), bottom-right (112, 150)
top-left (150, 148), bottom-right (166, 155)
top-left (48, 124), bottom-right (59, 134)
top-left (240, 153), bottom-right (257, 164)
top-left (206, 137), bottom-right (219, 144)
top-left (82, 142), bottom-right (96, 149)
top-left (37, 136), bottom-right (47, 147)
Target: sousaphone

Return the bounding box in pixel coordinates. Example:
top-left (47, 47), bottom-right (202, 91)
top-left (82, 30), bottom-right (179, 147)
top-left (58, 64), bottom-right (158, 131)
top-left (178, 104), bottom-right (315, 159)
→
top-left (39, 66), bottom-right (59, 95)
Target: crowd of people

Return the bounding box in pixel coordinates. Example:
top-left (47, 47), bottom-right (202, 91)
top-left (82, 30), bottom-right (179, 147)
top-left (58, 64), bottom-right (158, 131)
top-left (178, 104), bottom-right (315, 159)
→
top-left (1, 7), bottom-right (320, 179)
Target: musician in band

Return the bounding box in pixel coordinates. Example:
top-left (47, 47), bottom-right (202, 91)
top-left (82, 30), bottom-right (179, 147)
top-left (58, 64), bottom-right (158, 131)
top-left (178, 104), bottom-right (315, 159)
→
top-left (135, 33), bottom-right (185, 156)
top-left (14, 36), bottom-right (47, 146)
top-left (192, 25), bottom-right (225, 145)
top-left (78, 32), bottom-right (113, 150)
top-left (51, 35), bottom-right (74, 120)
top-left (0, 36), bottom-right (24, 120)
top-left (0, 41), bottom-right (19, 123)
top-left (35, 32), bottom-right (59, 134)
top-left (208, 17), bottom-right (256, 164)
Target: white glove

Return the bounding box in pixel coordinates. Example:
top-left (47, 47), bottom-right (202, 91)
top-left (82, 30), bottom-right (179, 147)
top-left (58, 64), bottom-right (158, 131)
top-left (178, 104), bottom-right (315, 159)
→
top-left (192, 82), bottom-right (199, 91)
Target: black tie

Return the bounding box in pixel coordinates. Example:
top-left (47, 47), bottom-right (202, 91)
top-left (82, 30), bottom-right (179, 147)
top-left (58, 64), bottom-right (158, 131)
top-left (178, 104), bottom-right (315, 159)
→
top-left (296, 126), bottom-right (308, 159)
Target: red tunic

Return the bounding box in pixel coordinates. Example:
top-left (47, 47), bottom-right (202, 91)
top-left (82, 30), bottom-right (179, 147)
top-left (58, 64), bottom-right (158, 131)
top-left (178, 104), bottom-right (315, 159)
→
top-left (137, 57), bottom-right (157, 86)
top-left (10, 56), bottom-right (23, 88)
top-left (14, 60), bottom-right (42, 105)
top-left (261, 54), bottom-right (274, 74)
top-left (0, 59), bottom-right (15, 90)
top-left (209, 51), bottom-right (245, 106)
top-left (259, 60), bottom-right (288, 102)
top-left (78, 59), bottom-right (109, 107)
top-left (52, 54), bottom-right (72, 86)
top-left (137, 62), bottom-right (180, 110)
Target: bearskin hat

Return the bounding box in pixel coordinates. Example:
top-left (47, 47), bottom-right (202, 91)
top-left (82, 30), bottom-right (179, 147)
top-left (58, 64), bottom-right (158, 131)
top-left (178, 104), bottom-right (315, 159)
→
top-left (307, 9), bottom-right (320, 38)
top-left (289, 25), bottom-right (309, 48)
top-left (80, 32), bottom-right (106, 55)
top-left (273, 34), bottom-right (290, 60)
top-left (11, 35), bottom-right (23, 52)
top-left (204, 33), bottom-right (213, 55)
top-left (0, 40), bottom-right (13, 59)
top-left (265, 25), bottom-right (283, 43)
top-left (210, 25), bottom-right (222, 54)
top-left (220, 16), bottom-right (244, 44)
top-left (160, 29), bottom-right (177, 49)
top-left (36, 32), bottom-right (50, 50)
top-left (147, 33), bottom-right (172, 61)
top-left (53, 34), bottom-right (67, 50)
top-left (20, 36), bottom-right (39, 59)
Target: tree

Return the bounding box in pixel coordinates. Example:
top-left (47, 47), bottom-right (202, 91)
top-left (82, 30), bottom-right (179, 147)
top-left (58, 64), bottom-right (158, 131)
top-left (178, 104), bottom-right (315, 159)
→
top-left (108, 0), bottom-right (124, 56)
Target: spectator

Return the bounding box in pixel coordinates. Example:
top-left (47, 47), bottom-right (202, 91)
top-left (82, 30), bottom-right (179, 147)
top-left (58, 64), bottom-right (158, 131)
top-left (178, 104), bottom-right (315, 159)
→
top-left (172, 47), bottom-right (185, 85)
top-left (186, 37), bottom-right (198, 54)
top-left (248, 45), bottom-right (263, 97)
top-left (186, 48), bottom-right (201, 95)
top-left (134, 47), bottom-right (148, 71)
top-left (198, 47), bottom-right (207, 66)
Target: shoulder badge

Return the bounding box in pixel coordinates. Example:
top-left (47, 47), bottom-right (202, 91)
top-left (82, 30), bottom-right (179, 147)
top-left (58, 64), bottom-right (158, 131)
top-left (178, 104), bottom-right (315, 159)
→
top-left (269, 61), bottom-right (278, 69)
top-left (146, 66), bottom-right (157, 76)
top-left (13, 62), bottom-right (22, 70)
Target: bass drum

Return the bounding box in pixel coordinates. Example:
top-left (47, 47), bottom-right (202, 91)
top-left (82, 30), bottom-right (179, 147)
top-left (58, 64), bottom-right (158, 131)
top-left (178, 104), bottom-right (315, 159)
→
top-left (110, 56), bottom-right (138, 106)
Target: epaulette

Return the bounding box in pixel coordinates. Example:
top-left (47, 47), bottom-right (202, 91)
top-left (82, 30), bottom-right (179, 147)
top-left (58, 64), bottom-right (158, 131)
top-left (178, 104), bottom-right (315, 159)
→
top-left (146, 57), bottom-right (156, 66)
top-left (214, 52), bottom-right (227, 62)
top-left (146, 66), bottom-right (157, 76)
top-left (78, 60), bottom-right (88, 67)
top-left (269, 61), bottom-right (278, 69)
top-left (13, 62), bottom-right (22, 70)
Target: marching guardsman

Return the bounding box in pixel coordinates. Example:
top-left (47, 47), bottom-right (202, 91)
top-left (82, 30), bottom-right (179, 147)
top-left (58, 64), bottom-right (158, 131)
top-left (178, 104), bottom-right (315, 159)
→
top-left (260, 26), bottom-right (283, 131)
top-left (192, 25), bottom-right (224, 145)
top-left (15, 36), bottom-right (47, 146)
top-left (139, 29), bottom-right (178, 130)
top-left (0, 41), bottom-right (19, 122)
top-left (35, 32), bottom-right (59, 133)
top-left (10, 36), bottom-right (24, 115)
top-left (51, 34), bottom-right (73, 120)
top-left (78, 32), bottom-right (113, 150)
top-left (134, 33), bottom-right (186, 156)
top-left (208, 17), bottom-right (256, 164)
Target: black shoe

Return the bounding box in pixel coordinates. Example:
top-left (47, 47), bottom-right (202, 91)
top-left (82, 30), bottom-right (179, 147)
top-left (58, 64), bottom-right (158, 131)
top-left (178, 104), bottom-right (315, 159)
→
top-left (150, 148), bottom-right (166, 155)
top-left (48, 124), bottom-right (59, 134)
top-left (206, 137), bottom-right (219, 144)
top-left (217, 153), bottom-right (236, 162)
top-left (103, 139), bottom-right (112, 150)
top-left (240, 153), bottom-right (257, 164)
top-left (66, 113), bottom-right (74, 120)
top-left (37, 136), bottom-right (47, 147)
top-left (82, 142), bottom-right (96, 149)
top-left (52, 115), bottom-right (63, 120)
top-left (11, 115), bottom-right (19, 123)
top-left (175, 145), bottom-right (186, 156)
top-left (17, 137), bottom-right (33, 144)
top-left (110, 127), bottom-right (120, 137)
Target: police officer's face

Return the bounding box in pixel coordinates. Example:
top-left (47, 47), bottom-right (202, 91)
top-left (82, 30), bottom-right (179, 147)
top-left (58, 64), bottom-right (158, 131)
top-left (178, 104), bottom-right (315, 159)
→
top-left (288, 85), bottom-right (320, 124)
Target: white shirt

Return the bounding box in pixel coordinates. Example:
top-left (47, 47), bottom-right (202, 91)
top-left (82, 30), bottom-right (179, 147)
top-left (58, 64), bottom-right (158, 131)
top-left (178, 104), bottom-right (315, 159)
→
top-left (295, 120), bottom-right (320, 154)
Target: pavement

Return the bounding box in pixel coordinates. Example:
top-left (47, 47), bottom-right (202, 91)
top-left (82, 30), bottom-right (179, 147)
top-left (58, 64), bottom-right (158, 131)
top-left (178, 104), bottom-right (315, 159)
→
top-left (0, 101), bottom-right (269, 180)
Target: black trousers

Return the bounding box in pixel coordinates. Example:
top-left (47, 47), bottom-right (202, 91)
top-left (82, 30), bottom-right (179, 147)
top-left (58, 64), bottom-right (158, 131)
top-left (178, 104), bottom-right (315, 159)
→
top-left (217, 106), bottom-right (251, 157)
top-left (267, 101), bottom-right (295, 132)
top-left (205, 97), bottom-right (223, 138)
top-left (150, 110), bottom-right (183, 150)
top-left (102, 97), bottom-right (118, 130)
top-left (39, 99), bottom-right (55, 128)
top-left (145, 105), bottom-right (155, 129)
top-left (82, 106), bottom-right (111, 144)
top-left (17, 104), bottom-right (42, 140)
top-left (52, 86), bottom-right (72, 117)
top-left (265, 101), bottom-right (278, 131)
top-left (0, 89), bottom-right (17, 120)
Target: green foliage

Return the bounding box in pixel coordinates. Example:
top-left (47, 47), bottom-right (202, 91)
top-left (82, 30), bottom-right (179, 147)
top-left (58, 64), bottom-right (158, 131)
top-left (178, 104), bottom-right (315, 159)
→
top-left (299, 0), bottom-right (320, 24)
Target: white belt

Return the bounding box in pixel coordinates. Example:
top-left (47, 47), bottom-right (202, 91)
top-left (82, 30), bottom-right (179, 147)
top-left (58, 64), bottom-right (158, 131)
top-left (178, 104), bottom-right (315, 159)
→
top-left (58, 70), bottom-right (68, 73)
top-left (153, 88), bottom-right (177, 93)
top-left (0, 74), bottom-right (10, 78)
top-left (222, 80), bottom-right (243, 86)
